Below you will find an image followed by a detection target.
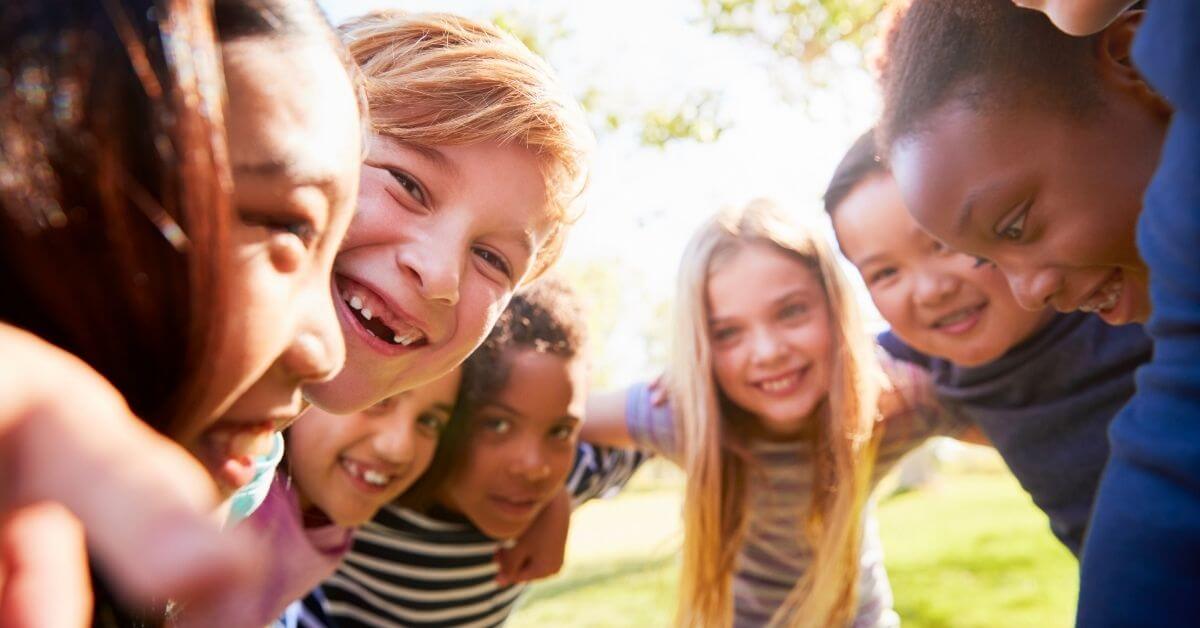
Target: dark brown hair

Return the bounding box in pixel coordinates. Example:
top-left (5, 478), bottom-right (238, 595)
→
top-left (877, 0), bottom-right (1104, 152)
top-left (399, 275), bottom-right (588, 511)
top-left (0, 0), bottom-right (341, 436)
top-left (0, 0), bottom-right (234, 437)
top-left (823, 128), bottom-right (887, 218)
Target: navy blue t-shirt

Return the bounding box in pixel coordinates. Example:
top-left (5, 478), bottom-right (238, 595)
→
top-left (879, 312), bottom-right (1150, 556)
top-left (1078, 1), bottom-right (1200, 625)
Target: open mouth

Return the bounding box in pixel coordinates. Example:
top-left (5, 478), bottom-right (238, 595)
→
top-left (753, 367), bottom-right (808, 395)
top-left (1079, 270), bottom-right (1123, 315)
top-left (488, 494), bottom-right (541, 518)
top-left (339, 457), bottom-right (402, 492)
top-left (337, 277), bottom-right (429, 348)
top-left (197, 422), bottom-right (276, 490)
top-left (930, 302), bottom-right (986, 334)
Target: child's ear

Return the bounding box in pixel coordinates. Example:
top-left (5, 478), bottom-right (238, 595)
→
top-left (1094, 11), bottom-right (1171, 116)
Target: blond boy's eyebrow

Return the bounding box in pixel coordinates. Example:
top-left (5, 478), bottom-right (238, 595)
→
top-left (377, 137), bottom-right (460, 180)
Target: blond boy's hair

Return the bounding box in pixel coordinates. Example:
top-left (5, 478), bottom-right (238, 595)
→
top-left (340, 11), bottom-right (594, 281)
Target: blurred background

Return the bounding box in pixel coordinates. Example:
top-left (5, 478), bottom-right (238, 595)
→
top-left (319, 1), bottom-right (1077, 625)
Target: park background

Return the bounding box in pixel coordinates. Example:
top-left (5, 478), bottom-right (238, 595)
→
top-left (320, 1), bottom-right (1078, 625)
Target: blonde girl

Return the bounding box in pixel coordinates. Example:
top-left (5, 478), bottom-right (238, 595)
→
top-left (584, 199), bottom-right (964, 627)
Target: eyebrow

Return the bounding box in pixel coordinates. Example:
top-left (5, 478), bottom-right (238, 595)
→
top-left (955, 180), bottom-right (1008, 236)
top-left (375, 137), bottom-right (461, 181)
top-left (233, 157), bottom-right (343, 203)
top-left (709, 288), bottom-right (812, 325)
top-left (479, 401), bottom-right (580, 425)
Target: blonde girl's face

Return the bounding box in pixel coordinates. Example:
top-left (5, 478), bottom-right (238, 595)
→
top-left (706, 242), bottom-right (835, 440)
top-left (286, 367), bottom-right (461, 527)
top-left (833, 174), bottom-right (1051, 366)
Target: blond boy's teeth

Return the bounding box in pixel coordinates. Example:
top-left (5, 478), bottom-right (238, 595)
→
top-left (393, 330), bottom-right (423, 346)
top-left (349, 296), bottom-right (363, 310)
top-left (361, 307), bottom-right (373, 320)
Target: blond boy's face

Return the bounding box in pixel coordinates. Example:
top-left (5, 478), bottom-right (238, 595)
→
top-left (304, 137), bottom-right (555, 414)
top-left (833, 173), bottom-right (1050, 367)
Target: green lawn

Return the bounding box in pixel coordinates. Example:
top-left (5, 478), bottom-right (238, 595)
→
top-left (509, 459), bottom-right (1077, 627)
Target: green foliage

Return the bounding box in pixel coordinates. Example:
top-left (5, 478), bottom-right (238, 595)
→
top-left (700, 0), bottom-right (889, 63)
top-left (640, 91), bottom-right (728, 149)
top-left (489, 9), bottom-right (729, 147)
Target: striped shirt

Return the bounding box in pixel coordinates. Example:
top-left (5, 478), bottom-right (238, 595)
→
top-left (626, 354), bottom-right (965, 628)
top-left (284, 443), bottom-right (648, 627)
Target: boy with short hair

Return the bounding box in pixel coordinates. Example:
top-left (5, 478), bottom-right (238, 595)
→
top-left (304, 10), bottom-right (595, 415)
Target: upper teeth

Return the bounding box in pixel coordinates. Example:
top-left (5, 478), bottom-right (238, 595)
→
top-left (363, 469), bottom-right (389, 486)
top-left (341, 285), bottom-right (427, 346)
top-left (1080, 276), bottom-right (1123, 313)
top-left (761, 374), bottom-right (797, 393)
top-left (935, 306), bottom-right (977, 328)
top-left (342, 459), bottom-right (392, 487)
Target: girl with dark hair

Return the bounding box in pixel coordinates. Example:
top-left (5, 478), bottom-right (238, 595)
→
top-left (0, 0), bottom-right (362, 623)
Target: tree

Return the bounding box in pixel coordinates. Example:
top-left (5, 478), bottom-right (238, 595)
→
top-left (492, 9), bottom-right (730, 148)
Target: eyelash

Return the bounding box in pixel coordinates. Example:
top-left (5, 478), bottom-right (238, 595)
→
top-left (240, 212), bottom-right (317, 246)
top-left (481, 417), bottom-right (512, 435)
top-left (416, 411), bottom-right (447, 435)
top-left (868, 268), bottom-right (897, 284)
top-left (387, 169), bottom-right (427, 205)
top-left (997, 203), bottom-right (1030, 241)
top-left (780, 303), bottom-right (808, 319)
top-left (473, 246), bottom-right (512, 278)
top-left (549, 424), bottom-right (576, 441)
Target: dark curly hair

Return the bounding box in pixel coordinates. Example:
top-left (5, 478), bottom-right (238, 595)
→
top-left (877, 0), bottom-right (1107, 153)
top-left (398, 275), bottom-right (587, 510)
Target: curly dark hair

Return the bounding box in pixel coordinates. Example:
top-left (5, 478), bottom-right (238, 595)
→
top-left (877, 0), bottom-right (1106, 153)
top-left (398, 275), bottom-right (587, 510)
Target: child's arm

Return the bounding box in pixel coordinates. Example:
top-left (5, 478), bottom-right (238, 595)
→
top-left (495, 489), bottom-right (570, 586)
top-left (581, 388), bottom-right (637, 449)
top-left (0, 324), bottom-right (264, 618)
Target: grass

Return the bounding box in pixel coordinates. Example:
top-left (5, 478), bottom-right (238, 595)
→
top-left (509, 456), bottom-right (1077, 627)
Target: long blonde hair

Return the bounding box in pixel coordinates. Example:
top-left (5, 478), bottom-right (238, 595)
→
top-left (668, 199), bottom-right (884, 627)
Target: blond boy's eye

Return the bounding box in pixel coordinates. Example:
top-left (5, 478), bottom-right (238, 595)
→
top-left (386, 169), bottom-right (427, 205)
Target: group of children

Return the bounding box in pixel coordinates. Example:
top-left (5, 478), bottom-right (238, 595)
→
top-left (0, 0), bottom-right (1195, 626)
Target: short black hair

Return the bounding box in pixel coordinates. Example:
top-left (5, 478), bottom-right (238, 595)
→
top-left (823, 128), bottom-right (887, 217)
top-left (878, 0), bottom-right (1105, 152)
top-left (398, 275), bottom-right (588, 510)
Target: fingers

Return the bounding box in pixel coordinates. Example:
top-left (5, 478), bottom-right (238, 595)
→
top-left (0, 502), bottom-right (92, 628)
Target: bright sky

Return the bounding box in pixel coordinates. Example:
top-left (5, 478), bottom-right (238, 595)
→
top-left (320, 0), bottom-right (885, 383)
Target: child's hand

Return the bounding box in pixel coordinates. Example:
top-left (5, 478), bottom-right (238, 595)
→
top-left (494, 490), bottom-right (570, 586)
top-left (0, 326), bottom-right (269, 621)
top-left (648, 373), bottom-right (669, 407)
top-left (0, 501), bottom-right (91, 627)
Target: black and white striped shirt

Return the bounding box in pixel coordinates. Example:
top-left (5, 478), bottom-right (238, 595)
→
top-left (282, 443), bottom-right (648, 627)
